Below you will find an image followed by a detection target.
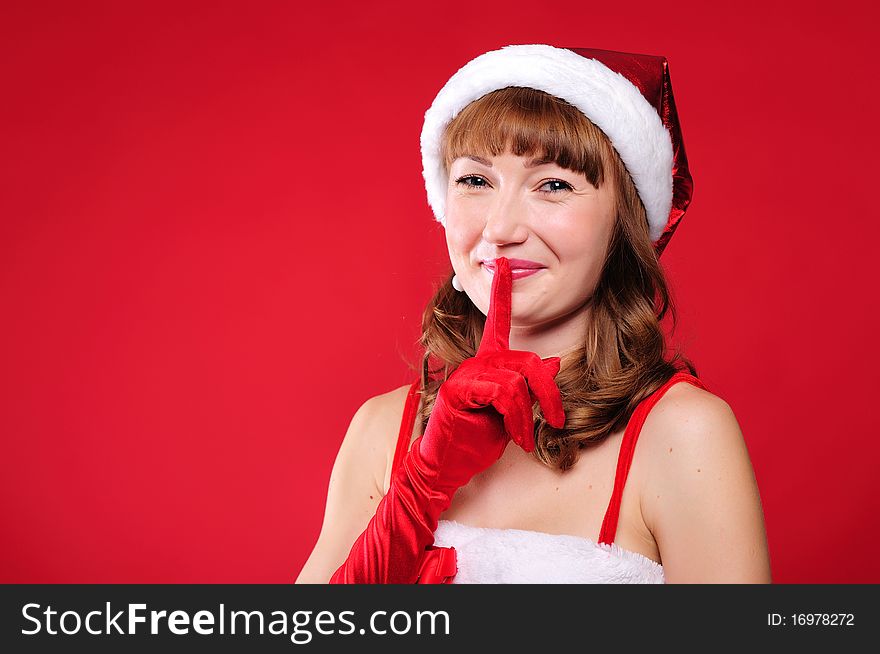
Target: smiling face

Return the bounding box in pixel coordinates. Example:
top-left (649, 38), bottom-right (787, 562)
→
top-left (445, 148), bottom-right (617, 335)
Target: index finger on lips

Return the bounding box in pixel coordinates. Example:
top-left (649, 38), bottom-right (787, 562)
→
top-left (477, 256), bottom-right (512, 356)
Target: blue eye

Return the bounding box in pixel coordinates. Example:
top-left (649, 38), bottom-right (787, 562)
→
top-left (454, 175), bottom-right (487, 188)
top-left (539, 179), bottom-right (573, 194)
top-left (454, 175), bottom-right (573, 194)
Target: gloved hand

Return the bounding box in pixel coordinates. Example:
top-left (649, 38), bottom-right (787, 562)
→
top-left (329, 256), bottom-right (565, 583)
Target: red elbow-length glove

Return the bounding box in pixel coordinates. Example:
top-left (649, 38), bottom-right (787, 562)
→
top-left (329, 257), bottom-right (566, 584)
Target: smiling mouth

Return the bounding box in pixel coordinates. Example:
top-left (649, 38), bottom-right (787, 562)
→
top-left (481, 262), bottom-right (545, 280)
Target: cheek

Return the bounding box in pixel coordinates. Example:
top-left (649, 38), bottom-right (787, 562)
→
top-left (444, 213), bottom-right (483, 253)
top-left (550, 214), bottom-right (614, 277)
top-left (550, 218), bottom-right (605, 256)
top-left (559, 226), bottom-right (607, 257)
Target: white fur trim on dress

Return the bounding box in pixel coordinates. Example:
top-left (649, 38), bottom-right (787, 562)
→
top-left (420, 44), bottom-right (673, 243)
top-left (433, 519), bottom-right (665, 584)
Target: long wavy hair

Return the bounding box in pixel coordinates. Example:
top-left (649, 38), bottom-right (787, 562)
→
top-left (407, 86), bottom-right (697, 472)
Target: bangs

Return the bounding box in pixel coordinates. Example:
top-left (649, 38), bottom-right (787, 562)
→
top-left (440, 86), bottom-right (613, 189)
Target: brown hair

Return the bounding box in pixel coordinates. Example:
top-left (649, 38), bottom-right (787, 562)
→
top-left (408, 86), bottom-right (697, 471)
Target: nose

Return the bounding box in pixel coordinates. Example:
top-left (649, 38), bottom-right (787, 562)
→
top-left (481, 187), bottom-right (528, 245)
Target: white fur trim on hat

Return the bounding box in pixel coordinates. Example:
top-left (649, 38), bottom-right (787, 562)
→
top-left (420, 44), bottom-right (673, 243)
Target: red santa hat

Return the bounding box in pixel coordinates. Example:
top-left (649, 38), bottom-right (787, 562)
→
top-left (420, 44), bottom-right (693, 257)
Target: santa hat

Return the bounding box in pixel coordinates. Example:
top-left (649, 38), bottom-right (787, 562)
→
top-left (420, 44), bottom-right (692, 257)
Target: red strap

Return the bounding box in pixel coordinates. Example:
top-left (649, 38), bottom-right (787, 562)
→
top-left (597, 371), bottom-right (709, 545)
top-left (392, 378), bottom-right (421, 479)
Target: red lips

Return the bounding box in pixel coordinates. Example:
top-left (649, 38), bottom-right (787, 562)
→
top-left (481, 258), bottom-right (546, 271)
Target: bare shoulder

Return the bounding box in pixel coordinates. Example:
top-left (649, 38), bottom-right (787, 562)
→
top-left (368, 383), bottom-right (413, 441)
top-left (372, 383), bottom-right (418, 493)
top-left (637, 379), bottom-right (772, 582)
top-left (327, 384), bottom-right (413, 499)
top-left (638, 380), bottom-right (744, 498)
top-left (641, 379), bottom-right (733, 436)
top-left (355, 383), bottom-right (413, 487)
top-left (374, 383), bottom-right (414, 415)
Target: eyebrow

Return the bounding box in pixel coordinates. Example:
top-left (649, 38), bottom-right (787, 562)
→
top-left (459, 154), bottom-right (557, 169)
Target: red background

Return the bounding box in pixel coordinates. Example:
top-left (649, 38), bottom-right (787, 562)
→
top-left (1, 1), bottom-right (877, 583)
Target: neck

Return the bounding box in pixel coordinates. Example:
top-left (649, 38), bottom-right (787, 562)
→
top-left (547, 342), bottom-right (583, 359)
top-left (505, 301), bottom-right (590, 362)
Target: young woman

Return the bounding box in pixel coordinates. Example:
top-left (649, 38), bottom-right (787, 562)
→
top-left (296, 44), bottom-right (772, 584)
